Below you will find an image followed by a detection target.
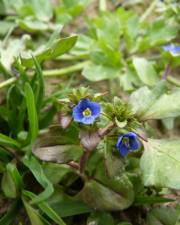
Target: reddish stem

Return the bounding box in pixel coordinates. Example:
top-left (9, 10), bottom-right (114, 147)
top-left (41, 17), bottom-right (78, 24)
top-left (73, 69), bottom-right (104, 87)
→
top-left (136, 132), bottom-right (148, 142)
top-left (79, 150), bottom-right (90, 174)
top-left (67, 161), bottom-right (80, 170)
top-left (162, 63), bottom-right (171, 80)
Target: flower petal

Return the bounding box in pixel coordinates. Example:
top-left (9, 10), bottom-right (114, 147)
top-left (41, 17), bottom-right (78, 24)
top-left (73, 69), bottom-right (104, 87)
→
top-left (162, 44), bottom-right (180, 56)
top-left (129, 138), bottom-right (141, 150)
top-left (171, 46), bottom-right (180, 56)
top-left (78, 98), bottom-right (91, 110)
top-left (116, 136), bottom-right (123, 149)
top-left (89, 102), bottom-right (101, 117)
top-left (81, 116), bottom-right (95, 125)
top-left (163, 44), bottom-right (174, 52)
top-left (72, 99), bottom-right (91, 122)
top-left (72, 105), bottom-right (84, 122)
top-left (123, 132), bottom-right (137, 139)
top-left (119, 144), bottom-right (129, 157)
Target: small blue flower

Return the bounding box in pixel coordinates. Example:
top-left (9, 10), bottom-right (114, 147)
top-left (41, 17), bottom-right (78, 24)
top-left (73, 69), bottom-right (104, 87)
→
top-left (72, 98), bottom-right (101, 125)
top-left (116, 132), bottom-right (141, 157)
top-left (162, 44), bottom-right (180, 56)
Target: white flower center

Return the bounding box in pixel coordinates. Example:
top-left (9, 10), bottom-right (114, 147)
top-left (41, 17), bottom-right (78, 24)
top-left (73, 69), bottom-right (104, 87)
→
top-left (83, 108), bottom-right (92, 117)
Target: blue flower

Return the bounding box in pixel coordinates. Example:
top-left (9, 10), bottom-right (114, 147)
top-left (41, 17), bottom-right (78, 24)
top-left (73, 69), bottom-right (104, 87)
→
top-left (116, 132), bottom-right (141, 157)
top-left (163, 44), bottom-right (180, 56)
top-left (72, 98), bottom-right (101, 125)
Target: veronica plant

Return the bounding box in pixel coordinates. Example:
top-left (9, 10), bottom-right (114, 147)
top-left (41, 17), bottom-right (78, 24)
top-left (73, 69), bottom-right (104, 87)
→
top-left (0, 1), bottom-right (180, 225)
top-left (1, 60), bottom-right (180, 225)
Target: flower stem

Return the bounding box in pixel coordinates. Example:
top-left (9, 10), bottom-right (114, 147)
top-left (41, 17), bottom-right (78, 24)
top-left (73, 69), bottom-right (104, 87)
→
top-left (0, 61), bottom-right (89, 89)
top-left (167, 76), bottom-right (180, 87)
top-left (162, 63), bottom-right (171, 80)
top-left (0, 77), bottom-right (17, 89)
top-left (43, 61), bottom-right (89, 77)
top-left (57, 53), bottom-right (89, 61)
top-left (161, 63), bottom-right (180, 87)
top-left (67, 161), bottom-right (80, 170)
top-left (79, 150), bottom-right (90, 174)
top-left (140, 0), bottom-right (158, 23)
top-left (98, 122), bottom-right (115, 137)
top-left (99, 0), bottom-right (107, 11)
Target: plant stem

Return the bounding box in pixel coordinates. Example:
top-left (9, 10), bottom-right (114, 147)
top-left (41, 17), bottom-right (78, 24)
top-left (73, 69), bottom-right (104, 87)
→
top-left (0, 61), bottom-right (89, 89)
top-left (79, 150), bottom-right (90, 174)
top-left (0, 77), bottom-right (17, 89)
top-left (167, 76), bottom-right (180, 87)
top-left (67, 161), bottom-right (80, 170)
top-left (162, 63), bottom-right (171, 80)
top-left (140, 0), bottom-right (158, 23)
top-left (99, 0), bottom-right (107, 11)
top-left (98, 122), bottom-right (115, 138)
top-left (43, 61), bottom-right (89, 77)
top-left (57, 53), bottom-right (89, 61)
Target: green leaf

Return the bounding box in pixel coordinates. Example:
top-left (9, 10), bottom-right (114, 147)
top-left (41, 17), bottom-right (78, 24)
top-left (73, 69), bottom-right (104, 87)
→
top-left (33, 145), bottom-right (83, 164)
top-left (115, 118), bottom-right (127, 128)
top-left (31, 56), bottom-right (44, 114)
top-left (47, 187), bottom-right (92, 217)
top-left (145, 20), bottom-right (178, 47)
top-left (129, 81), bottom-right (180, 120)
top-left (0, 35), bottom-right (30, 69)
top-left (129, 82), bottom-right (165, 116)
top-left (85, 153), bottom-right (134, 211)
top-left (87, 212), bottom-right (114, 225)
top-left (132, 57), bottom-right (159, 86)
top-left (50, 36), bottom-right (78, 59)
top-left (140, 139), bottom-right (180, 189)
top-left (143, 90), bottom-right (180, 119)
top-left (134, 195), bottom-right (174, 205)
top-left (0, 199), bottom-right (21, 225)
top-left (120, 69), bottom-right (140, 91)
top-left (30, 0), bottom-right (53, 21)
top-left (1, 171), bottom-right (17, 198)
top-left (35, 125), bottom-right (79, 145)
top-left (0, 21), bottom-right (14, 37)
top-left (82, 63), bottom-right (120, 81)
top-left (18, 19), bottom-right (50, 33)
top-left (146, 206), bottom-right (180, 225)
top-left (162, 118), bottom-right (175, 130)
top-left (1, 0), bottom-right (23, 14)
top-left (0, 148), bottom-right (10, 164)
top-left (77, 178), bottom-right (134, 211)
top-left (22, 197), bottom-right (47, 225)
top-left (89, 12), bottom-right (121, 49)
top-left (1, 163), bottom-right (23, 198)
top-left (69, 34), bottom-right (92, 56)
top-left (32, 125), bottom-right (82, 163)
top-left (45, 25), bottom-right (63, 48)
top-left (21, 35), bottom-right (78, 67)
top-left (24, 82), bottom-right (39, 144)
top-left (23, 156), bottom-right (54, 204)
top-left (138, 20), bottom-right (178, 51)
top-left (43, 163), bottom-right (72, 184)
top-left (117, 223), bottom-right (132, 225)
top-left (23, 190), bottom-right (66, 225)
top-left (6, 84), bottom-right (26, 135)
top-left (90, 47), bottom-right (121, 67)
top-left (39, 105), bottom-right (57, 129)
top-left (6, 163), bottom-right (23, 191)
top-left (0, 133), bottom-right (20, 148)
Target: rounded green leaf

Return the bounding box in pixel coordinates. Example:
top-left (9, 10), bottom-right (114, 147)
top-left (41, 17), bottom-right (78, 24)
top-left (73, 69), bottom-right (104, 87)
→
top-left (140, 139), bottom-right (180, 189)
